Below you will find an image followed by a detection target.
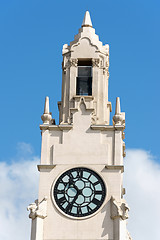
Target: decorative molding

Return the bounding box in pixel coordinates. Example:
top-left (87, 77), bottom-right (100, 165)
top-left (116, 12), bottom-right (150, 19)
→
top-left (27, 197), bottom-right (47, 220)
top-left (92, 58), bottom-right (100, 67)
top-left (58, 124), bottom-right (73, 130)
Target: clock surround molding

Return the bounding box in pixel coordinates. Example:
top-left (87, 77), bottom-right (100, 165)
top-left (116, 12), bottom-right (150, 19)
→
top-left (51, 166), bottom-right (108, 220)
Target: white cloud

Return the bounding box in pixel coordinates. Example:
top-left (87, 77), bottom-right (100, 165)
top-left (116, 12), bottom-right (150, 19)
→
top-left (0, 142), bottom-right (39, 240)
top-left (1, 145), bottom-right (160, 240)
top-left (16, 142), bottom-right (34, 155)
top-left (124, 149), bottom-right (160, 240)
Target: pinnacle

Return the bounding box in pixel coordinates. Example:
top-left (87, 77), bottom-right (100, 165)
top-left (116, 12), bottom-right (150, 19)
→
top-left (44, 96), bottom-right (50, 114)
top-left (115, 97), bottom-right (121, 114)
top-left (82, 11), bottom-right (92, 27)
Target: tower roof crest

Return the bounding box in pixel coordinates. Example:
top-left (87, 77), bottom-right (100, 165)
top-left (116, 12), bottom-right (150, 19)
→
top-left (82, 11), bottom-right (92, 27)
top-left (62, 11), bottom-right (109, 56)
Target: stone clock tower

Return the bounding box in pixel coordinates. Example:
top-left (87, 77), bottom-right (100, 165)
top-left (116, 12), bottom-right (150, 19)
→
top-left (28, 11), bottom-right (132, 240)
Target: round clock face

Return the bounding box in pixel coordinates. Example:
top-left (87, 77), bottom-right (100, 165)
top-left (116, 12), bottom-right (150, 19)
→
top-left (53, 167), bottom-right (106, 218)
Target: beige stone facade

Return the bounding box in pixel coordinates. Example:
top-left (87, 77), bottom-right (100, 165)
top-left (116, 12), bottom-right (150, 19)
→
top-left (28, 11), bottom-right (132, 240)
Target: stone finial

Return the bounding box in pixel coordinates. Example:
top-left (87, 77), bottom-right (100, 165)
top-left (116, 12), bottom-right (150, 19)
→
top-left (113, 97), bottom-right (125, 126)
top-left (82, 11), bottom-right (92, 27)
top-left (41, 96), bottom-right (52, 124)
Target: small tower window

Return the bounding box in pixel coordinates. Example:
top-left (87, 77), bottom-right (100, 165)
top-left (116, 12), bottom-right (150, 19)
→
top-left (76, 60), bottom-right (92, 96)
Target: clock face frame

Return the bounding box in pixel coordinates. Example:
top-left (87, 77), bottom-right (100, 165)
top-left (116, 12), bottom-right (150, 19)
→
top-left (53, 167), bottom-right (106, 218)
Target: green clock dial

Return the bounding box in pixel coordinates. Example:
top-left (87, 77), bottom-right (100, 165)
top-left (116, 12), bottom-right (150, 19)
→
top-left (53, 167), bottom-right (106, 217)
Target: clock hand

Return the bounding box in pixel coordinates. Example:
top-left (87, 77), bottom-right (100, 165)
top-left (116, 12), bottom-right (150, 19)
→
top-left (65, 191), bottom-right (79, 213)
top-left (69, 178), bottom-right (79, 192)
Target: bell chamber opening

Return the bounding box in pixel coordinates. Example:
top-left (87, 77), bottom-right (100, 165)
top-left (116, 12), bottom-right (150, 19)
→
top-left (76, 59), bottom-right (92, 96)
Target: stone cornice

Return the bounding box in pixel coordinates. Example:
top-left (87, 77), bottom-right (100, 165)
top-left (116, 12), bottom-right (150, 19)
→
top-left (40, 124), bottom-right (125, 132)
top-left (37, 164), bottom-right (124, 172)
top-left (37, 165), bottom-right (56, 171)
top-left (40, 124), bottom-right (73, 131)
top-left (105, 165), bottom-right (124, 173)
top-left (91, 125), bottom-right (124, 131)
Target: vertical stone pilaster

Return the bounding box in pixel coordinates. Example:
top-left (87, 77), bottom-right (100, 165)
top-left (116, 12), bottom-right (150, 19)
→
top-left (114, 129), bottom-right (123, 165)
top-left (41, 130), bottom-right (50, 164)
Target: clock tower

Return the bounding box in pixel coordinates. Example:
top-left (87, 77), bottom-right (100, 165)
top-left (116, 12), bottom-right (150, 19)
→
top-left (28, 11), bottom-right (132, 240)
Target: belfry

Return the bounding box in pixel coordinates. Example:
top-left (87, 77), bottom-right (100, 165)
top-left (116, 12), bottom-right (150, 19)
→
top-left (28, 11), bottom-right (132, 240)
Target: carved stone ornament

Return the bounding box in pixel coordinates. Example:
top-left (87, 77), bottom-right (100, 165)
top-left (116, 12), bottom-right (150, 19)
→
top-left (106, 56), bottom-right (109, 67)
top-left (68, 112), bottom-right (73, 124)
top-left (63, 67), bottom-right (67, 74)
top-left (103, 67), bottom-right (109, 76)
top-left (92, 58), bottom-right (100, 67)
top-left (110, 196), bottom-right (129, 220)
top-left (91, 110), bottom-right (97, 125)
top-left (69, 58), bottom-right (78, 67)
top-left (27, 197), bottom-right (47, 220)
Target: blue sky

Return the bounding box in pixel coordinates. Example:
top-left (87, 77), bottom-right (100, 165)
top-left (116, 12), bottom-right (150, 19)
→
top-left (0, 0), bottom-right (160, 162)
top-left (0, 0), bottom-right (160, 161)
top-left (0, 1), bottom-right (160, 239)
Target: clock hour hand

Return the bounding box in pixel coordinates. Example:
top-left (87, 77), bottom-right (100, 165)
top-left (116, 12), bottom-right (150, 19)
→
top-left (65, 191), bottom-right (79, 213)
top-left (69, 178), bottom-right (79, 192)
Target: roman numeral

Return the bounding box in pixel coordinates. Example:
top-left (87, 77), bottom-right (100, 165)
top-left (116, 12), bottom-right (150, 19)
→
top-left (94, 190), bottom-right (102, 194)
top-left (92, 198), bottom-right (100, 206)
top-left (59, 180), bottom-right (68, 187)
top-left (87, 173), bottom-right (92, 179)
top-left (56, 189), bottom-right (64, 194)
top-left (93, 181), bottom-right (99, 186)
top-left (59, 196), bottom-right (66, 205)
top-left (77, 169), bottom-right (83, 178)
top-left (65, 203), bottom-right (73, 213)
top-left (68, 172), bottom-right (73, 179)
top-left (87, 206), bottom-right (92, 212)
top-left (77, 206), bottom-right (82, 215)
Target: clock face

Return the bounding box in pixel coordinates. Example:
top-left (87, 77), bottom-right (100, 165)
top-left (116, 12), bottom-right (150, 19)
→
top-left (53, 167), bottom-right (106, 218)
